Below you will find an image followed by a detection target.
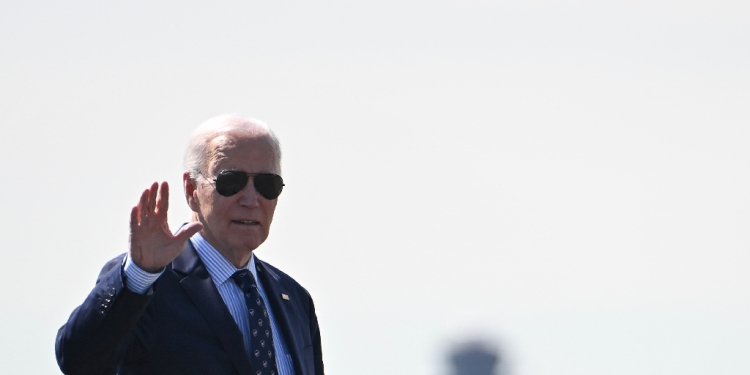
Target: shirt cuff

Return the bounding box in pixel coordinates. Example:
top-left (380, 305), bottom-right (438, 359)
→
top-left (123, 255), bottom-right (164, 294)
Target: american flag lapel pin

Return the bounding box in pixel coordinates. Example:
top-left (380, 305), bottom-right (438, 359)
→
top-left (281, 293), bottom-right (290, 300)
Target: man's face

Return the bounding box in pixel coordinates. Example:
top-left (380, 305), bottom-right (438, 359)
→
top-left (187, 132), bottom-right (279, 257)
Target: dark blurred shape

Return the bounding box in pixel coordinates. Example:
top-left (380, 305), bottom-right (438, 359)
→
top-left (448, 340), bottom-right (501, 375)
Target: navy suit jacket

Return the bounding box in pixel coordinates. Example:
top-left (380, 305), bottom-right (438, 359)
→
top-left (56, 242), bottom-right (323, 375)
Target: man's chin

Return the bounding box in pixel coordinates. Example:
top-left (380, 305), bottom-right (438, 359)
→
top-left (229, 237), bottom-right (267, 254)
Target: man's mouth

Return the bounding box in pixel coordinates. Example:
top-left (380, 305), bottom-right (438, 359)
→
top-left (232, 220), bottom-right (259, 226)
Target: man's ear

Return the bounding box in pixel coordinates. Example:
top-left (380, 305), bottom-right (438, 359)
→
top-left (183, 171), bottom-right (200, 212)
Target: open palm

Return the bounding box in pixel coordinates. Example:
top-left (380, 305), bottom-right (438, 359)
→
top-left (129, 181), bottom-right (203, 273)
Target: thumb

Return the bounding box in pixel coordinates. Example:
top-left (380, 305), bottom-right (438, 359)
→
top-left (174, 221), bottom-right (204, 243)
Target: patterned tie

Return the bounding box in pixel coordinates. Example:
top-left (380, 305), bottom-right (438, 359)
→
top-left (231, 269), bottom-right (279, 375)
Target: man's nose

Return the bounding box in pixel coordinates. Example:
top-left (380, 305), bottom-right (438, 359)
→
top-left (237, 181), bottom-right (260, 207)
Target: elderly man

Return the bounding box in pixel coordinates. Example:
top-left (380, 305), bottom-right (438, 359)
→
top-left (56, 115), bottom-right (324, 375)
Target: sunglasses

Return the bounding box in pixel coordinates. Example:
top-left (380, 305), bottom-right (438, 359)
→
top-left (207, 170), bottom-right (285, 199)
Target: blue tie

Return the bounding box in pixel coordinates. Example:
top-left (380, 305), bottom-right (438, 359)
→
top-left (231, 269), bottom-right (279, 375)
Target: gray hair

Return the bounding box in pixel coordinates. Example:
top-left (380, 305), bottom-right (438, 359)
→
top-left (183, 114), bottom-right (282, 179)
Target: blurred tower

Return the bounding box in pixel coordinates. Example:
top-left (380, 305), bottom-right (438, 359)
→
top-left (448, 340), bottom-right (501, 375)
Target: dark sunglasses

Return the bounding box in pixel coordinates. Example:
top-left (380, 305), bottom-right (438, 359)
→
top-left (208, 170), bottom-right (285, 199)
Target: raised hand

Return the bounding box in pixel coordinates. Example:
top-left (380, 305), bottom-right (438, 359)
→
top-left (129, 181), bottom-right (203, 273)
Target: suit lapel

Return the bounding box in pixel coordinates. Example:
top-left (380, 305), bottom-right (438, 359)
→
top-left (255, 259), bottom-right (307, 375)
top-left (172, 243), bottom-right (254, 375)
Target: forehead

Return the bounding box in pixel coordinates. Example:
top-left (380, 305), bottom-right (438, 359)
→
top-left (206, 131), bottom-right (277, 172)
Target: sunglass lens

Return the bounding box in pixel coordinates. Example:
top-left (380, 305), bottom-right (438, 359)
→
top-left (215, 171), bottom-right (249, 197)
top-left (254, 173), bottom-right (284, 199)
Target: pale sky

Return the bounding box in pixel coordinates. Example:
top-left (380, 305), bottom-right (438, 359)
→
top-left (1, 1), bottom-right (748, 374)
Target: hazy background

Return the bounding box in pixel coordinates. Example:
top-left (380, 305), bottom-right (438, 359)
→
top-left (1, 1), bottom-right (748, 374)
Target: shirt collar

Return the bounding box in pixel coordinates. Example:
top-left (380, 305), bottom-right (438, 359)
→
top-left (190, 232), bottom-right (258, 285)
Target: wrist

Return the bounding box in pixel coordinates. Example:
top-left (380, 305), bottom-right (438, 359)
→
top-left (124, 255), bottom-right (164, 294)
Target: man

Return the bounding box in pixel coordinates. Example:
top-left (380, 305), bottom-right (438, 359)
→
top-left (56, 115), bottom-right (324, 375)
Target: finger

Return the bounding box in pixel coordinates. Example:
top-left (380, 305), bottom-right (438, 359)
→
top-left (156, 181), bottom-right (169, 215)
top-left (138, 188), bottom-right (150, 223)
top-left (130, 205), bottom-right (139, 230)
top-left (174, 221), bottom-right (203, 243)
top-left (147, 181), bottom-right (159, 215)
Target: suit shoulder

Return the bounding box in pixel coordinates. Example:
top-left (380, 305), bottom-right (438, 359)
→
top-left (257, 258), bottom-right (314, 299)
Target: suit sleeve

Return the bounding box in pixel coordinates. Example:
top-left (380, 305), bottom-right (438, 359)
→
top-left (309, 297), bottom-right (324, 375)
top-left (55, 256), bottom-right (153, 375)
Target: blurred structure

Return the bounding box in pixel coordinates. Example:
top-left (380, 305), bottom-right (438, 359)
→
top-left (448, 339), bottom-right (502, 375)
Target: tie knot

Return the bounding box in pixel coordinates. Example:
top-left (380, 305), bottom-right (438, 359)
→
top-left (231, 269), bottom-right (257, 293)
